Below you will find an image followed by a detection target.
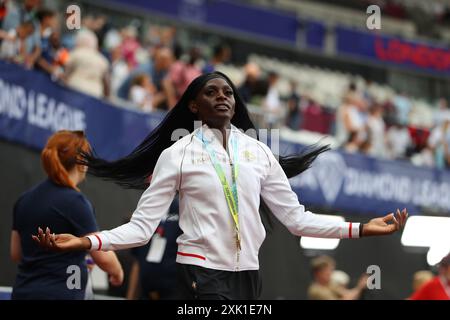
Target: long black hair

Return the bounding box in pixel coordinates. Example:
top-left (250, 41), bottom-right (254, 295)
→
top-left (81, 72), bottom-right (329, 227)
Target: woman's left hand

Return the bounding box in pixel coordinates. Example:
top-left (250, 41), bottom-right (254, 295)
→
top-left (362, 209), bottom-right (408, 237)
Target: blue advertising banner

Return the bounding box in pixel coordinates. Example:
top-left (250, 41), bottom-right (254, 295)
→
top-left (109, 0), bottom-right (299, 44)
top-left (336, 26), bottom-right (450, 75)
top-left (1, 61), bottom-right (449, 217)
top-left (290, 150), bottom-right (450, 217)
top-left (107, 0), bottom-right (450, 76)
top-left (305, 19), bottom-right (326, 50)
top-left (273, 139), bottom-right (450, 216)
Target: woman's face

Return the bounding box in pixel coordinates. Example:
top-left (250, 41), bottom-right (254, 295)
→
top-left (190, 78), bottom-right (236, 127)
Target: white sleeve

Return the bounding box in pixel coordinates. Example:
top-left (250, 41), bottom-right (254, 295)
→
top-left (259, 145), bottom-right (360, 239)
top-left (87, 147), bottom-right (179, 251)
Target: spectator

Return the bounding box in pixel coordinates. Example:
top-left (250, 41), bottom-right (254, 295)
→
top-left (427, 116), bottom-right (450, 169)
top-left (393, 91), bottom-right (412, 126)
top-left (433, 98), bottom-right (450, 127)
top-left (35, 9), bottom-right (66, 78)
top-left (410, 253), bottom-right (450, 300)
top-left (237, 62), bottom-right (265, 104)
top-left (263, 71), bottom-right (283, 129)
top-left (285, 80), bottom-right (301, 130)
top-left (307, 256), bottom-right (367, 300)
top-left (110, 45), bottom-right (129, 98)
top-left (144, 24), bottom-right (181, 57)
top-left (202, 43), bottom-right (231, 73)
top-left (90, 14), bottom-right (109, 50)
top-left (367, 104), bottom-right (387, 158)
top-left (301, 96), bottom-right (328, 134)
top-left (10, 130), bottom-right (123, 300)
top-left (36, 31), bottom-right (69, 80)
top-left (120, 25), bottom-right (140, 69)
top-left (129, 73), bottom-right (156, 113)
top-left (117, 46), bottom-right (176, 110)
top-left (0, 20), bottom-right (34, 62)
top-left (336, 83), bottom-right (368, 146)
top-left (64, 29), bottom-right (110, 98)
top-left (2, 0), bottom-right (42, 68)
top-left (168, 47), bottom-right (202, 99)
top-left (331, 269), bottom-right (368, 298)
top-left (152, 47), bottom-right (176, 110)
top-left (386, 122), bottom-right (412, 160)
top-left (381, 98), bottom-right (398, 127)
top-left (35, 8), bottom-right (57, 52)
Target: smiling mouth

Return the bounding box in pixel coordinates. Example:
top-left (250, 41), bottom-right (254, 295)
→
top-left (214, 104), bottom-right (230, 111)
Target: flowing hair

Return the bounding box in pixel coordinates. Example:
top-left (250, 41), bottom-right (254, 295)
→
top-left (80, 72), bottom-right (329, 228)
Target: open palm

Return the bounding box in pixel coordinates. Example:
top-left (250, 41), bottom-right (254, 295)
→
top-left (363, 209), bottom-right (408, 236)
top-left (32, 227), bottom-right (87, 251)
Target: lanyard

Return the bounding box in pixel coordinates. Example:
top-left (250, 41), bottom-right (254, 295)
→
top-left (195, 129), bottom-right (241, 251)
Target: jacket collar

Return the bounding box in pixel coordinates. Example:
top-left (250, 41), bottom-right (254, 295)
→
top-left (195, 123), bottom-right (240, 151)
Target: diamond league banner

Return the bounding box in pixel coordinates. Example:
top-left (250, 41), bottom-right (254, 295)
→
top-left (270, 139), bottom-right (450, 217)
top-left (288, 147), bottom-right (450, 216)
top-left (1, 61), bottom-right (450, 217)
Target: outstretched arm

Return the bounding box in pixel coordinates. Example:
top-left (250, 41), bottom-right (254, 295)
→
top-left (33, 147), bottom-right (179, 252)
top-left (260, 145), bottom-right (407, 239)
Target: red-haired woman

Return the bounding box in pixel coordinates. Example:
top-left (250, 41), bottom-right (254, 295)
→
top-left (10, 130), bottom-right (123, 300)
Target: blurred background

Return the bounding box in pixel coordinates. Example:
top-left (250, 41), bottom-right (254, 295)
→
top-left (1, 0), bottom-right (450, 299)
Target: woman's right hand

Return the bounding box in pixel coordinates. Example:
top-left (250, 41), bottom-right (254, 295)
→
top-left (32, 227), bottom-right (91, 251)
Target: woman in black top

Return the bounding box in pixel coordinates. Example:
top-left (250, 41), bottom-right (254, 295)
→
top-left (11, 130), bottom-right (123, 299)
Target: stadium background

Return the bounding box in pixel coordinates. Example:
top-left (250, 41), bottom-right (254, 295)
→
top-left (1, 0), bottom-right (449, 299)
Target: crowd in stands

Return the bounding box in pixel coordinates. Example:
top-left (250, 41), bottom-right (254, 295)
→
top-left (1, 0), bottom-right (449, 170)
top-left (334, 84), bottom-right (450, 170)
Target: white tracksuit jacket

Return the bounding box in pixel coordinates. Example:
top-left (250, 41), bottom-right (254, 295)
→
top-left (88, 124), bottom-right (360, 271)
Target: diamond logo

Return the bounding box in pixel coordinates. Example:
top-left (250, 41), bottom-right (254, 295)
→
top-left (312, 152), bottom-right (347, 204)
